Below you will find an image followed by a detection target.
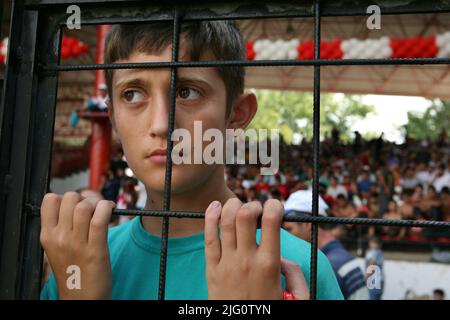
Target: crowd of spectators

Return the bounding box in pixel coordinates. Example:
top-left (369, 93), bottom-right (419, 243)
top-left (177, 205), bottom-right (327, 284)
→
top-left (226, 130), bottom-right (450, 242)
top-left (98, 130), bottom-right (450, 242)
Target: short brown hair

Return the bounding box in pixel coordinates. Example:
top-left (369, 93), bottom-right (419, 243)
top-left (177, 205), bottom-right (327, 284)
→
top-left (104, 21), bottom-right (246, 111)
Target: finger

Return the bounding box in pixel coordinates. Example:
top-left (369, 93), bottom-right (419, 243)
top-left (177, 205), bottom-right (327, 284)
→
top-left (204, 200), bottom-right (222, 266)
top-left (236, 201), bottom-right (263, 252)
top-left (259, 199), bottom-right (284, 256)
top-left (281, 257), bottom-right (309, 300)
top-left (220, 198), bottom-right (242, 252)
top-left (88, 200), bottom-right (115, 248)
top-left (73, 197), bottom-right (101, 243)
top-left (40, 193), bottom-right (62, 230)
top-left (58, 192), bottom-right (82, 232)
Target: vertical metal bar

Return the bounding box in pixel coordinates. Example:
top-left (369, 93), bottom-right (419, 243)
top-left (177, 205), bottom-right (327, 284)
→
top-left (19, 11), bottom-right (61, 299)
top-left (309, 0), bottom-right (321, 301)
top-left (0, 0), bottom-right (4, 40)
top-left (0, 0), bottom-right (38, 299)
top-left (158, 9), bottom-right (181, 301)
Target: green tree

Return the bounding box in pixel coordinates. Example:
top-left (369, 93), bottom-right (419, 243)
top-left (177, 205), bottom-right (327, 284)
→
top-left (249, 90), bottom-right (375, 144)
top-left (403, 99), bottom-right (450, 140)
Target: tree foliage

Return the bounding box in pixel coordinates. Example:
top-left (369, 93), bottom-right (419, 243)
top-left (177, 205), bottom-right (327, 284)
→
top-left (402, 99), bottom-right (450, 140)
top-left (248, 90), bottom-right (375, 144)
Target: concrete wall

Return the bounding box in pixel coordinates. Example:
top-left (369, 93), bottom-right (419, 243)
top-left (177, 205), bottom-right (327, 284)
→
top-left (50, 169), bottom-right (89, 194)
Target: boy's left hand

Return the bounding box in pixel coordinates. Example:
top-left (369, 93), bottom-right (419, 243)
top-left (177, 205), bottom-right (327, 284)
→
top-left (205, 198), bottom-right (306, 300)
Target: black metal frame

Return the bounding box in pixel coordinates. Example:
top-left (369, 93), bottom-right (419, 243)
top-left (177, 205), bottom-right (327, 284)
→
top-left (1, 0), bottom-right (450, 300)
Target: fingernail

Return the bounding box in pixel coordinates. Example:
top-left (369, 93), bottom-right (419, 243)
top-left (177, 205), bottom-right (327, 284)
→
top-left (207, 200), bottom-right (221, 212)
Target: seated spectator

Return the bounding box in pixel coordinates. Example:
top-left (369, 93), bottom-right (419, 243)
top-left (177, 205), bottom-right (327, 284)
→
top-left (273, 174), bottom-right (289, 200)
top-left (432, 164), bottom-right (450, 193)
top-left (84, 83), bottom-right (109, 112)
top-left (398, 189), bottom-right (416, 238)
top-left (357, 167), bottom-right (373, 196)
top-left (332, 194), bottom-right (358, 218)
top-left (245, 186), bottom-right (258, 202)
top-left (327, 175), bottom-right (348, 200)
top-left (400, 166), bottom-right (420, 190)
top-left (415, 185), bottom-right (442, 220)
top-left (415, 162), bottom-right (433, 188)
top-left (254, 174), bottom-right (270, 193)
top-left (399, 189), bottom-right (415, 220)
top-left (382, 200), bottom-right (402, 237)
top-left (441, 187), bottom-right (450, 221)
top-left (433, 289), bottom-right (445, 300)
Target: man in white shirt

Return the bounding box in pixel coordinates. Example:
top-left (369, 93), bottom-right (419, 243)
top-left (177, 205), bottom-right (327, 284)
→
top-left (433, 164), bottom-right (450, 192)
top-left (327, 175), bottom-right (348, 200)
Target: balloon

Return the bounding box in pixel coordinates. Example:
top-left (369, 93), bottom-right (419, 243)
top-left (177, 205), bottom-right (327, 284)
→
top-left (61, 46), bottom-right (70, 59)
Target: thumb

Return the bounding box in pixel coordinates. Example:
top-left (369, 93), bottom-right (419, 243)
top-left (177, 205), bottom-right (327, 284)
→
top-left (281, 257), bottom-right (310, 300)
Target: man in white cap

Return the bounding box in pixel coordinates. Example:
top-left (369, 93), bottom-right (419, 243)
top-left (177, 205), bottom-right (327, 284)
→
top-left (85, 83), bottom-right (109, 112)
top-left (282, 189), bottom-right (369, 300)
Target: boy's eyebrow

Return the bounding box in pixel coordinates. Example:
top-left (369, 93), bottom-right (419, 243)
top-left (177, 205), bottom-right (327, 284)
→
top-left (177, 75), bottom-right (211, 87)
top-left (114, 76), bottom-right (149, 90)
top-left (114, 70), bottom-right (214, 90)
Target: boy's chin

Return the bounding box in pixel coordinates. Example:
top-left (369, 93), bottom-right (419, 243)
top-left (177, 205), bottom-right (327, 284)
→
top-left (141, 165), bottom-right (214, 195)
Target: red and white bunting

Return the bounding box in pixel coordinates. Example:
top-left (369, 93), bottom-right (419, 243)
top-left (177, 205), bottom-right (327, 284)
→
top-left (246, 31), bottom-right (450, 60)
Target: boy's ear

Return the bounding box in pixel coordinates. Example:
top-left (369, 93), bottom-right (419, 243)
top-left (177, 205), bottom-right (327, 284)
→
top-left (226, 91), bottom-right (257, 129)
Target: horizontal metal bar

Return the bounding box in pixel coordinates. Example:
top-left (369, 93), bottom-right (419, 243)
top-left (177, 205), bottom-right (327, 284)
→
top-left (43, 57), bottom-right (450, 73)
top-left (25, 204), bottom-right (450, 228)
top-left (24, 0), bottom-right (450, 22)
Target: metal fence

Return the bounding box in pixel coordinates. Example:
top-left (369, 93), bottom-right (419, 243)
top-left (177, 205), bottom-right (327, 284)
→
top-left (1, 0), bottom-right (450, 300)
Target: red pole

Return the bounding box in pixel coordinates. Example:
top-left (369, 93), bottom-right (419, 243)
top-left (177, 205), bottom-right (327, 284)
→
top-left (89, 117), bottom-right (112, 190)
top-left (88, 25), bottom-right (112, 191)
top-left (94, 25), bottom-right (108, 96)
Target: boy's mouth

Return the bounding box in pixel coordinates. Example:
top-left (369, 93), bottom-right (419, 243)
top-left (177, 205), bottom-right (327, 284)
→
top-left (146, 148), bottom-right (167, 164)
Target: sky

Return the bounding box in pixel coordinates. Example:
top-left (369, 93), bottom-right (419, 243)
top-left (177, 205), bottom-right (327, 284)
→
top-left (347, 94), bottom-right (432, 143)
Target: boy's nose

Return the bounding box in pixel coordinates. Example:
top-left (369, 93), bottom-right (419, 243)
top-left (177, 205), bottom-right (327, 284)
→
top-left (148, 92), bottom-right (170, 139)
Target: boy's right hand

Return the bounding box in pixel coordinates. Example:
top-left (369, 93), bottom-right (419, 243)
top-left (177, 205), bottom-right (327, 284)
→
top-left (205, 198), bottom-right (309, 300)
top-left (40, 192), bottom-right (115, 300)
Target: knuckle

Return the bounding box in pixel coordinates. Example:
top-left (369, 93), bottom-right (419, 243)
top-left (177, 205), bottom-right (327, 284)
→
top-left (96, 200), bottom-right (110, 210)
top-left (292, 263), bottom-right (302, 274)
top-left (55, 233), bottom-right (68, 249)
top-left (239, 256), bottom-right (252, 274)
top-left (286, 260), bottom-right (301, 272)
top-left (220, 221), bottom-right (235, 233)
top-left (262, 211), bottom-right (281, 225)
top-left (237, 207), bottom-right (254, 221)
top-left (205, 238), bottom-right (218, 250)
top-left (265, 199), bottom-right (283, 212)
top-left (42, 193), bottom-right (60, 204)
top-left (75, 200), bottom-right (95, 213)
top-left (90, 217), bottom-right (106, 230)
top-left (71, 240), bottom-right (84, 253)
top-left (260, 258), bottom-right (278, 275)
top-left (64, 191), bottom-right (81, 200)
top-left (226, 197), bottom-right (242, 207)
top-left (39, 230), bottom-right (50, 247)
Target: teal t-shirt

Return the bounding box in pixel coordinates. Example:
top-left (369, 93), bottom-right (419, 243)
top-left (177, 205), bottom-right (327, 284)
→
top-left (40, 217), bottom-right (343, 300)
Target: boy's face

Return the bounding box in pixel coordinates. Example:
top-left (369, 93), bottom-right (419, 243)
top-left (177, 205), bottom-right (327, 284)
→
top-left (109, 47), bottom-right (248, 195)
top-left (282, 221), bottom-right (311, 242)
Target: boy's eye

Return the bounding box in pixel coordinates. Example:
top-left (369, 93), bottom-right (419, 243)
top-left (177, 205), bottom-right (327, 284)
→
top-left (177, 87), bottom-right (201, 100)
top-left (123, 90), bottom-right (145, 103)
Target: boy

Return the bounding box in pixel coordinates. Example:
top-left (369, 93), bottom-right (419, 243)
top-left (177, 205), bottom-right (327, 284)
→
top-left (40, 21), bottom-right (343, 300)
